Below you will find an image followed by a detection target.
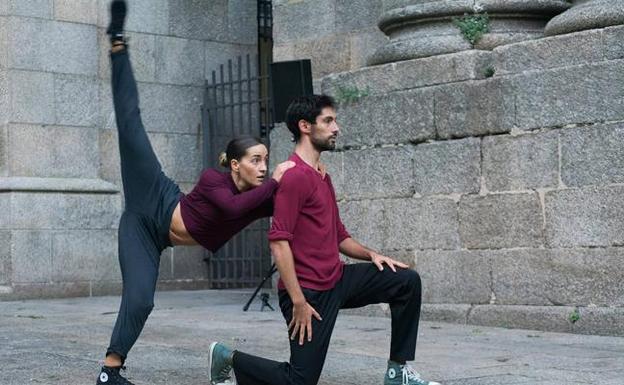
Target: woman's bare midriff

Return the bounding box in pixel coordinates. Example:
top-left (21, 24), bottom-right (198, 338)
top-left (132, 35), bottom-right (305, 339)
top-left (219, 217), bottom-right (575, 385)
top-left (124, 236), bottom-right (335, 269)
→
top-left (169, 202), bottom-right (199, 246)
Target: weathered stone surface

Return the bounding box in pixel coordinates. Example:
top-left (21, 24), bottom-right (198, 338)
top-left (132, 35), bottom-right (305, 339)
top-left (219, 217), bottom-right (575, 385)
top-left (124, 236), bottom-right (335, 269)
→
top-left (514, 61), bottom-right (624, 130)
top-left (273, 0), bottom-right (334, 44)
top-left (483, 130), bottom-right (559, 192)
top-left (173, 246), bottom-right (208, 280)
top-left (99, 128), bottom-right (121, 183)
top-left (11, 231), bottom-right (51, 283)
top-left (545, 186), bottom-right (624, 247)
top-left (468, 304), bottom-right (575, 333)
top-left (343, 146), bottom-right (413, 199)
top-left (604, 25), bottom-right (624, 60)
top-left (155, 35), bottom-right (204, 86)
top-left (54, 0), bottom-right (98, 24)
top-left (336, 0), bottom-right (382, 33)
top-left (9, 281), bottom-right (90, 299)
top-left (97, 0), bottom-right (169, 35)
top-left (158, 248), bottom-right (173, 281)
top-left (9, 124), bottom-right (98, 178)
top-left (0, 17), bottom-right (7, 68)
top-left (148, 132), bottom-right (202, 183)
top-left (493, 28), bottom-right (603, 75)
top-left (0, 177), bottom-right (118, 193)
top-left (9, 70), bottom-right (54, 124)
top-left (421, 303), bottom-right (470, 324)
top-left (204, 42), bottom-right (257, 78)
top-left (0, 231), bottom-right (10, 285)
top-left (4, 0), bottom-right (53, 18)
top-left (291, 36), bottom-right (352, 79)
top-left (434, 78), bottom-right (515, 139)
top-left (561, 122), bottom-right (624, 187)
top-left (168, 0), bottom-right (227, 42)
top-left (10, 192), bottom-right (120, 230)
top-left (321, 150), bottom-right (343, 199)
top-left (338, 89), bottom-right (435, 148)
top-left (413, 137), bottom-right (480, 195)
top-left (98, 31), bottom-right (157, 82)
top-left (338, 200), bottom-right (385, 252)
top-left (491, 248), bottom-right (624, 307)
top-left (0, 124), bottom-right (7, 177)
top-left (349, 29), bottom-right (388, 70)
top-left (0, 194), bottom-right (9, 229)
top-left (54, 75), bottom-right (98, 127)
top-left (268, 123), bottom-right (294, 172)
top-left (575, 306), bottom-right (624, 336)
top-left (384, 197), bottom-right (460, 250)
top-left (416, 250), bottom-right (491, 304)
top-left (545, 0), bottom-right (624, 36)
top-left (226, 0), bottom-right (257, 45)
top-left (51, 231), bottom-right (117, 282)
top-left (459, 193), bottom-right (544, 249)
top-left (9, 17), bottom-right (97, 75)
top-left (90, 280), bottom-right (122, 296)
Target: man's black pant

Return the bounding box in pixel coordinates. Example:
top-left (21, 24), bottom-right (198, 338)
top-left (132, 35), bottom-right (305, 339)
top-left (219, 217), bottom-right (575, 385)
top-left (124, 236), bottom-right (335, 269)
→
top-left (106, 50), bottom-right (181, 361)
top-left (233, 263), bottom-right (422, 385)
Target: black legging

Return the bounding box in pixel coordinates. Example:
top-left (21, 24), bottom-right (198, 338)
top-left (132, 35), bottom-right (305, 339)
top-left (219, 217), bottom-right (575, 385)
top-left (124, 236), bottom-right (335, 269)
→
top-left (106, 49), bottom-right (182, 361)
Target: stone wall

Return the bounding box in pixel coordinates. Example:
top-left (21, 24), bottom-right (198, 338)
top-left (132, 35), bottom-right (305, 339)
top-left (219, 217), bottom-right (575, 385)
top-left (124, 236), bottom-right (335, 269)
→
top-left (0, 0), bottom-right (257, 299)
top-left (272, 0), bottom-right (387, 91)
top-left (270, 22), bottom-right (624, 335)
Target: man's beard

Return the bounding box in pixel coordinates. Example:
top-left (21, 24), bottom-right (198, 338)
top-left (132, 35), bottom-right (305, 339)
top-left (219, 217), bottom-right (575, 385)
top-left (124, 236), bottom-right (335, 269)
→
top-left (311, 135), bottom-right (336, 152)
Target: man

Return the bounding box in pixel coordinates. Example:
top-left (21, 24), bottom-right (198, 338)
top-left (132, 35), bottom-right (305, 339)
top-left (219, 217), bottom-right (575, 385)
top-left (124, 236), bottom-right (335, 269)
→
top-left (209, 95), bottom-right (441, 385)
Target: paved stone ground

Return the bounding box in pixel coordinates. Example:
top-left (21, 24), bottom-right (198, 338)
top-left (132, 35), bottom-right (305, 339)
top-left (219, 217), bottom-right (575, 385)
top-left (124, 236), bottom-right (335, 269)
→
top-left (1, 290), bottom-right (623, 385)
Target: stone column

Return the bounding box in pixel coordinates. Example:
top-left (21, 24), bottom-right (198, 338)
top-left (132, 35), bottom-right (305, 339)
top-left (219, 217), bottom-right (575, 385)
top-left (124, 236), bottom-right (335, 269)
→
top-left (369, 0), bottom-right (570, 65)
top-left (545, 0), bottom-right (624, 36)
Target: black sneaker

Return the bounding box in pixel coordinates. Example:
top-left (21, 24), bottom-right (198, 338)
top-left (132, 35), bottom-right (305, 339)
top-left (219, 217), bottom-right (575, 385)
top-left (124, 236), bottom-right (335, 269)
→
top-left (96, 366), bottom-right (134, 385)
top-left (106, 0), bottom-right (127, 43)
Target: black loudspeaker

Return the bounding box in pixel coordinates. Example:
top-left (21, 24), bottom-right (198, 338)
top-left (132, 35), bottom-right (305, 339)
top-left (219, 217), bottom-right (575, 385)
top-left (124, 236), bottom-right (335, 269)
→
top-left (271, 60), bottom-right (313, 123)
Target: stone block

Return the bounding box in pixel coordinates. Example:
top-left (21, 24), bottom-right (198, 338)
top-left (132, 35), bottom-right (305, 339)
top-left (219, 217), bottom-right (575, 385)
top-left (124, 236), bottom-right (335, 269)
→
top-left (338, 89), bottom-right (435, 148)
top-left (493, 29), bottom-right (603, 75)
top-left (268, 123), bottom-right (294, 169)
top-left (148, 132), bottom-right (201, 183)
top-left (10, 192), bottom-right (121, 230)
top-left (99, 128), bottom-right (121, 183)
top-left (11, 230), bottom-right (51, 283)
top-left (168, 0), bottom-right (227, 41)
top-left (491, 248), bottom-right (624, 307)
top-left (155, 35), bottom-right (204, 86)
top-left (9, 124), bottom-right (98, 178)
top-left (349, 29), bottom-right (388, 70)
top-left (384, 197), bottom-right (461, 250)
top-left (434, 77), bottom-right (515, 139)
top-left (98, 82), bottom-right (115, 130)
top-left (273, 0), bottom-right (334, 44)
top-left (227, 0), bottom-right (257, 45)
top-left (413, 137), bottom-right (480, 195)
top-left (98, 31), bottom-right (157, 82)
top-left (159, 248), bottom-right (173, 281)
top-left (272, 44), bottom-right (294, 62)
top-left (343, 146), bottom-right (413, 200)
top-left (291, 36), bottom-right (351, 79)
top-left (561, 122), bottom-right (624, 187)
top-left (0, 124), bottom-right (7, 176)
top-left (173, 245), bottom-right (208, 280)
top-left (54, 0), bottom-right (98, 24)
top-left (468, 305), bottom-right (575, 333)
top-left (137, 83), bottom-right (204, 134)
top-left (545, 186), bottom-right (624, 247)
top-left (459, 193), bottom-right (544, 249)
top-left (0, 17), bottom-right (7, 68)
top-left (483, 130), bottom-right (559, 192)
top-left (323, 50), bottom-right (493, 97)
top-left (514, 61), bottom-right (624, 130)
top-left (9, 18), bottom-right (97, 75)
top-left (9, 70), bottom-right (55, 124)
top-left (97, 0), bottom-right (169, 35)
top-left (10, 281), bottom-right (90, 299)
top-left (204, 42), bottom-right (257, 78)
top-left (416, 250), bottom-right (492, 304)
top-left (604, 25), bottom-right (624, 60)
top-left (421, 303), bottom-right (470, 324)
top-left (575, 307), bottom-right (624, 337)
top-left (6, 0), bottom-right (53, 18)
top-left (336, 0), bottom-right (382, 33)
top-left (338, 200), bottom-right (385, 252)
top-left (545, 0), bottom-right (624, 36)
top-left (54, 74), bottom-right (98, 127)
top-left (51, 230), bottom-right (117, 282)
top-left (0, 231), bottom-right (10, 285)
top-left (320, 151), bottom-right (343, 199)
top-left (0, 193), bottom-right (9, 229)
top-left (91, 280), bottom-right (122, 296)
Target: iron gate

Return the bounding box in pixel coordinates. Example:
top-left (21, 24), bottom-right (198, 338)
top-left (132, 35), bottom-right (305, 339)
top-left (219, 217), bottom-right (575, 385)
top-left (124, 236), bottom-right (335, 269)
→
top-left (201, 1), bottom-right (275, 288)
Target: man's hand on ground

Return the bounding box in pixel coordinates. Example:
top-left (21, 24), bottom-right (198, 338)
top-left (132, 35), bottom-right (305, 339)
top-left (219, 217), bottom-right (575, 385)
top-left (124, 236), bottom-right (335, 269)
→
top-left (289, 301), bottom-right (322, 345)
top-left (369, 252), bottom-right (409, 272)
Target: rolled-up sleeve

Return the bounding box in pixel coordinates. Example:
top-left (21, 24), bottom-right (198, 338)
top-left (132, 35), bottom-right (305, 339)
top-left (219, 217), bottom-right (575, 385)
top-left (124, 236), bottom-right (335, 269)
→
top-left (268, 170), bottom-right (309, 242)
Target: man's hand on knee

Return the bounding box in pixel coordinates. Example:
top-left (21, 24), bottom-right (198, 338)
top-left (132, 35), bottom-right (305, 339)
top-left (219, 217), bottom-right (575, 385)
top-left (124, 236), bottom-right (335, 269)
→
top-left (289, 301), bottom-right (322, 345)
top-left (370, 252), bottom-right (409, 272)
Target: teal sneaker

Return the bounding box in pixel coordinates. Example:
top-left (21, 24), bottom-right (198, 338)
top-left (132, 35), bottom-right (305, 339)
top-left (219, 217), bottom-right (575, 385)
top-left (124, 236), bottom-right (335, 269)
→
top-left (384, 361), bottom-right (441, 385)
top-left (208, 342), bottom-right (234, 384)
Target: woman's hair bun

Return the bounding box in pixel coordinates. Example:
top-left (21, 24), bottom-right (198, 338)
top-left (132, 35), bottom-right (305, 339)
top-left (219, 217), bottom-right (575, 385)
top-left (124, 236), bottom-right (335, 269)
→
top-left (218, 152), bottom-right (228, 168)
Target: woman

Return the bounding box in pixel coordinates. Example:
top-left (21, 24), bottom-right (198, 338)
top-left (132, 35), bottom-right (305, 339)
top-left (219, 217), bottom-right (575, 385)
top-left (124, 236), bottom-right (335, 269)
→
top-left (97, 2), bottom-right (294, 384)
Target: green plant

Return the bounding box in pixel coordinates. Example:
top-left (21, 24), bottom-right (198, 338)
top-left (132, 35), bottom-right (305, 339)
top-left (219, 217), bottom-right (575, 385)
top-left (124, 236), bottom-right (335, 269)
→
top-left (453, 13), bottom-right (490, 45)
top-left (335, 85), bottom-right (370, 104)
top-left (483, 66), bottom-right (496, 78)
top-left (568, 308), bottom-right (581, 324)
